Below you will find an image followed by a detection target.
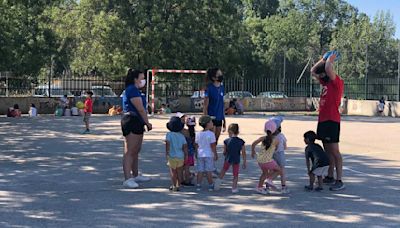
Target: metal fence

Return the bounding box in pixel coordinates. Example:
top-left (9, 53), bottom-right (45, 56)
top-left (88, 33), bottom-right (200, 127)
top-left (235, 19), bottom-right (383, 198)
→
top-left (0, 72), bottom-right (125, 98)
top-left (154, 75), bottom-right (400, 101)
top-left (1, 71), bottom-right (399, 101)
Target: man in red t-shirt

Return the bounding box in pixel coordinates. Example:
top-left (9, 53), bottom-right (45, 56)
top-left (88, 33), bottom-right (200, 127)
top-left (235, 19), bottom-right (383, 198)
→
top-left (311, 52), bottom-right (345, 191)
top-left (83, 91), bottom-right (93, 134)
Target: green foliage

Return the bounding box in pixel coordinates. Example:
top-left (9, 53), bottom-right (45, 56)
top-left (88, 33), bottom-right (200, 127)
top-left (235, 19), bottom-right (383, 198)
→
top-left (0, 0), bottom-right (398, 80)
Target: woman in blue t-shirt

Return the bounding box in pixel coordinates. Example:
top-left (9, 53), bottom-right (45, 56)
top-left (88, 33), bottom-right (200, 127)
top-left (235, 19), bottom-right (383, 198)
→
top-left (121, 69), bottom-right (153, 189)
top-left (203, 68), bottom-right (226, 144)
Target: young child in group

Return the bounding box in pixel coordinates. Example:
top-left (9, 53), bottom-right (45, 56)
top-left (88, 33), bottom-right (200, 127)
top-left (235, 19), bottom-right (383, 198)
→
top-left (29, 103), bottom-right (37, 117)
top-left (270, 116), bottom-right (289, 194)
top-left (195, 115), bottom-right (220, 191)
top-left (251, 119), bottom-right (282, 195)
top-left (215, 123), bottom-right (246, 193)
top-left (82, 91), bottom-right (93, 134)
top-left (165, 116), bottom-right (188, 191)
top-left (181, 115), bottom-right (196, 186)
top-left (303, 131), bottom-right (330, 191)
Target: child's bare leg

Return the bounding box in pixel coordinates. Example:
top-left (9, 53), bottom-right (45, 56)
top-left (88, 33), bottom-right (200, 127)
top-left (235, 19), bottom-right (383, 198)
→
top-left (232, 176), bottom-right (238, 189)
top-left (206, 172), bottom-right (213, 185)
top-left (258, 170), bottom-right (268, 188)
top-left (176, 166), bottom-right (183, 187)
top-left (197, 172), bottom-right (203, 185)
top-left (267, 167), bottom-right (281, 180)
top-left (218, 167), bottom-right (227, 180)
top-left (170, 168), bottom-right (177, 186)
top-left (309, 172), bottom-right (315, 187)
top-left (317, 175), bottom-right (323, 188)
top-left (184, 165), bottom-right (191, 183)
top-left (280, 167), bottom-right (286, 186)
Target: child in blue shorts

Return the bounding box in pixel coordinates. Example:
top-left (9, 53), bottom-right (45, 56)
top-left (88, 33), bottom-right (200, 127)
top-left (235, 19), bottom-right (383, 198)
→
top-left (195, 115), bottom-right (220, 191)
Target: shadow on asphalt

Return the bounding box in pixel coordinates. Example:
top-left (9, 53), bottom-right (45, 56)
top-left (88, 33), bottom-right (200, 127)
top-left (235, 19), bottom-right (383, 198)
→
top-left (0, 116), bottom-right (399, 227)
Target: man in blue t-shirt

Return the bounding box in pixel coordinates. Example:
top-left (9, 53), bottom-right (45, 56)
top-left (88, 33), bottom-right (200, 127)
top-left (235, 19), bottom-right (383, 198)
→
top-left (203, 68), bottom-right (226, 144)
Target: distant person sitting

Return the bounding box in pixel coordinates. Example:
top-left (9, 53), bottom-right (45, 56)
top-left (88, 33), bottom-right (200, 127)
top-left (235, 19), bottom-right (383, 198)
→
top-left (71, 106), bottom-right (79, 116)
top-left (7, 104), bottom-right (22, 117)
top-left (29, 104), bottom-right (38, 117)
top-left (225, 99), bottom-right (237, 115)
top-left (235, 99), bottom-right (244, 115)
top-left (159, 104), bottom-right (172, 114)
top-left (108, 105), bottom-right (120, 116)
top-left (377, 97), bottom-right (385, 114)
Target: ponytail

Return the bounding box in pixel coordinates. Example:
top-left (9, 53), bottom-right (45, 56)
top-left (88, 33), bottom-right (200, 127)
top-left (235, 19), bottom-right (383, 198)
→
top-left (262, 130), bottom-right (273, 150)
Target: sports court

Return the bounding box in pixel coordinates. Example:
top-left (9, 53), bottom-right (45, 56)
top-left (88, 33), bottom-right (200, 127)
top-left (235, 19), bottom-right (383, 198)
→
top-left (1, 114), bottom-right (399, 227)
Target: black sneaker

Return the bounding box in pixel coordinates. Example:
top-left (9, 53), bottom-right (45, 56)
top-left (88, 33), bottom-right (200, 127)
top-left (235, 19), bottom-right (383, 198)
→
top-left (329, 181), bottom-right (345, 191)
top-left (314, 186), bottom-right (323, 191)
top-left (181, 182), bottom-right (195, 187)
top-left (304, 185), bottom-right (313, 191)
top-left (323, 176), bottom-right (335, 184)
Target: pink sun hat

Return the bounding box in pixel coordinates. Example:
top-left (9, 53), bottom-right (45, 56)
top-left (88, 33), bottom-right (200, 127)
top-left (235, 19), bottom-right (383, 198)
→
top-left (264, 119), bottom-right (277, 134)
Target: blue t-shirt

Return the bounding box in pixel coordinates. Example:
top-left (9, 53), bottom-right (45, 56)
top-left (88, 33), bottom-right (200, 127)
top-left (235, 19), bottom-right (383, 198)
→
top-left (224, 137), bottom-right (245, 164)
top-left (123, 85), bottom-right (141, 114)
top-left (166, 132), bottom-right (187, 159)
top-left (205, 83), bottom-right (225, 121)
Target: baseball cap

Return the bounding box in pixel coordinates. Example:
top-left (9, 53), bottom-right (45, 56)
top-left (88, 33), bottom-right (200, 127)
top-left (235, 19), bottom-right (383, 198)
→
top-left (199, 115), bottom-right (215, 127)
top-left (264, 119), bottom-right (277, 134)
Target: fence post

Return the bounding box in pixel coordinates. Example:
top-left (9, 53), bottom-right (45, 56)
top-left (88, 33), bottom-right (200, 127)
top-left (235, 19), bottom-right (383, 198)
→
top-left (282, 48), bottom-right (286, 92)
top-left (398, 41), bottom-right (400, 101)
top-left (5, 72), bottom-right (9, 97)
top-left (49, 55), bottom-right (54, 98)
top-left (365, 44), bottom-right (368, 100)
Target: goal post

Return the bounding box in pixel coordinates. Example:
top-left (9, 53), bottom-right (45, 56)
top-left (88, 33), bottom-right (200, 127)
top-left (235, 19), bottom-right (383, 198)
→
top-left (147, 69), bottom-right (207, 115)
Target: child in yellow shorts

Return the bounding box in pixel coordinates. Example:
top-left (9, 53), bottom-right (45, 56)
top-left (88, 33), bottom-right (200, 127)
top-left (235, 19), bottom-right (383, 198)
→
top-left (166, 117), bottom-right (188, 191)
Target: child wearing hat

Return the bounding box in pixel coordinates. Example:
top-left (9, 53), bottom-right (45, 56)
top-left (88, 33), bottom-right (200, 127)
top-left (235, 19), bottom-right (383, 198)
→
top-left (166, 116), bottom-right (188, 191)
top-left (196, 115), bottom-right (220, 191)
top-left (251, 119), bottom-right (282, 195)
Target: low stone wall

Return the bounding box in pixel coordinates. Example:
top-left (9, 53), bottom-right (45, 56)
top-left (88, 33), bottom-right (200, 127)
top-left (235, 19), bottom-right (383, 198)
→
top-left (0, 97), bottom-right (121, 115)
top-left (2, 97), bottom-right (399, 117)
top-left (346, 99), bottom-right (400, 117)
top-left (155, 97), bottom-right (311, 113)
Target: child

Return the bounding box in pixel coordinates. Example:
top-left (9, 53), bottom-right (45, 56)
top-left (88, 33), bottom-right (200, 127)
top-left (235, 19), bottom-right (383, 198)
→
top-left (195, 115), bottom-right (220, 191)
top-left (29, 103), bottom-right (37, 117)
top-left (251, 119), bottom-right (282, 195)
top-left (215, 123), bottom-right (246, 193)
top-left (7, 104), bottom-right (22, 117)
top-left (82, 91), bottom-right (93, 134)
top-left (271, 116), bottom-right (289, 194)
top-left (166, 116), bottom-right (188, 191)
top-left (303, 131), bottom-right (330, 191)
top-left (181, 115), bottom-right (196, 186)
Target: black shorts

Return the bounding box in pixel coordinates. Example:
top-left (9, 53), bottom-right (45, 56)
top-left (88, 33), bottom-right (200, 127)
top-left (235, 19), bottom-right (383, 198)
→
top-left (121, 114), bottom-right (145, 136)
top-left (317, 121), bottom-right (340, 144)
top-left (212, 120), bottom-right (223, 127)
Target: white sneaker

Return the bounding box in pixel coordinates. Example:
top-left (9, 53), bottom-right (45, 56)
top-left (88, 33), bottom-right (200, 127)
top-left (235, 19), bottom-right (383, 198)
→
top-left (232, 188), bottom-right (239, 194)
top-left (266, 179), bottom-right (278, 191)
top-left (123, 178), bottom-right (139, 189)
top-left (134, 175), bottom-right (151, 183)
top-left (214, 178), bottom-right (222, 190)
top-left (255, 187), bottom-right (268, 195)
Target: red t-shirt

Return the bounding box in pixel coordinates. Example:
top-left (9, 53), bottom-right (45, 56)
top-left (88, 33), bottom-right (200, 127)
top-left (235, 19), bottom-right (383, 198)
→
top-left (318, 75), bottom-right (344, 123)
top-left (84, 98), bottom-right (93, 113)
